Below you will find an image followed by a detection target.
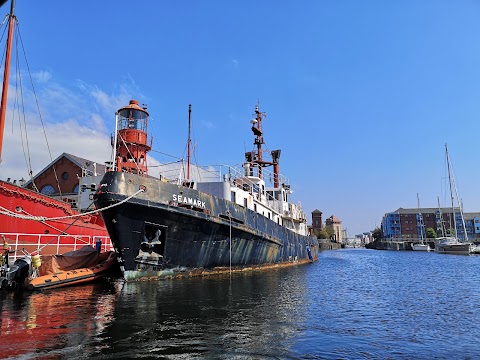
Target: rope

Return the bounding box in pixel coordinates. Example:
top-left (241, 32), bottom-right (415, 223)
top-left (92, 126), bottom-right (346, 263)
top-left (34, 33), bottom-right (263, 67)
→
top-left (0, 188), bottom-right (145, 222)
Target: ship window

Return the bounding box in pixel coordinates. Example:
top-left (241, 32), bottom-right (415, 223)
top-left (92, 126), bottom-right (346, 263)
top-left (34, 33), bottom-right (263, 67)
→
top-left (231, 191), bottom-right (236, 203)
top-left (254, 204), bottom-right (257, 212)
top-left (62, 171), bottom-right (69, 180)
top-left (40, 185), bottom-right (55, 195)
top-left (244, 198), bottom-right (248, 208)
top-left (73, 184), bottom-right (79, 193)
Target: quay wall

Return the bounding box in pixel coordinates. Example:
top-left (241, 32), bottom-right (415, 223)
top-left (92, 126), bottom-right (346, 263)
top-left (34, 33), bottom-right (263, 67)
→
top-left (318, 240), bottom-right (342, 250)
top-left (366, 240), bottom-right (436, 251)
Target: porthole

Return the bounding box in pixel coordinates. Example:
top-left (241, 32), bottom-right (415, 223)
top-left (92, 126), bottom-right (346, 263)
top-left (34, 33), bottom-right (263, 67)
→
top-left (62, 172), bottom-right (69, 180)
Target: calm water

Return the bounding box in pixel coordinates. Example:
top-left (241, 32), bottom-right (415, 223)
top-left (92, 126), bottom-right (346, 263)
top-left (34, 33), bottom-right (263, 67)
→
top-left (1, 248), bottom-right (480, 359)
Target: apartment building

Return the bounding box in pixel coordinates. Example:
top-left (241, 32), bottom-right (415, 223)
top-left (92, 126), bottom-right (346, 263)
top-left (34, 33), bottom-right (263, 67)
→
top-left (382, 207), bottom-right (480, 241)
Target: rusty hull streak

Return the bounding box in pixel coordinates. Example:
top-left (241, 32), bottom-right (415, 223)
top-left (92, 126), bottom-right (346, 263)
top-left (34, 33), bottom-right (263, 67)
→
top-left (132, 257), bottom-right (315, 282)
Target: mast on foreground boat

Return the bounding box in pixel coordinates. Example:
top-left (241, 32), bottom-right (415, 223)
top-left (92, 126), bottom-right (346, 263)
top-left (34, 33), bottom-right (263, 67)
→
top-left (0, 0), bottom-right (15, 162)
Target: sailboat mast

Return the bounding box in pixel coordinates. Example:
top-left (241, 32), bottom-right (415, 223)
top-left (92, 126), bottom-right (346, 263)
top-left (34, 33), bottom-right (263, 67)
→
top-left (417, 193), bottom-right (424, 242)
top-left (445, 144), bottom-right (458, 237)
top-left (437, 196), bottom-right (446, 237)
top-left (187, 104), bottom-right (191, 181)
top-left (447, 145), bottom-right (469, 241)
top-left (0, 0), bottom-right (16, 162)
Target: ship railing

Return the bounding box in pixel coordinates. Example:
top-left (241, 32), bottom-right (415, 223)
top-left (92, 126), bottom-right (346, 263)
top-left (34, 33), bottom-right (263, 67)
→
top-left (266, 199), bottom-right (283, 214)
top-left (0, 232), bottom-right (113, 263)
top-left (195, 164), bottom-right (291, 188)
top-left (154, 162), bottom-right (292, 191)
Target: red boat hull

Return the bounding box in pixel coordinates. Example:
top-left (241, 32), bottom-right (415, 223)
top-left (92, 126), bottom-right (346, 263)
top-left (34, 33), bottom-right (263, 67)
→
top-left (0, 180), bottom-right (111, 257)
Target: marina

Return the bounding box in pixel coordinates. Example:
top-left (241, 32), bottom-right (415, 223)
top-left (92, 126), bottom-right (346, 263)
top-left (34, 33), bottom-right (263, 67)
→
top-left (2, 249), bottom-right (480, 359)
top-left (1, 1), bottom-right (480, 359)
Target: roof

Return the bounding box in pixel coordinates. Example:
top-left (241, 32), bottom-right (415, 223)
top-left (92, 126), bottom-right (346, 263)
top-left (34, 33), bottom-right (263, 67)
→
top-left (312, 209), bottom-right (322, 214)
top-left (326, 215), bottom-right (341, 223)
top-left (66, 153), bottom-right (108, 175)
top-left (24, 153), bottom-right (108, 187)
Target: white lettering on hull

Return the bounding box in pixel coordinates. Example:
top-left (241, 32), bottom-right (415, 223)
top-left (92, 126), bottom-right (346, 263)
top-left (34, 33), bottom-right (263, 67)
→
top-left (172, 194), bottom-right (206, 209)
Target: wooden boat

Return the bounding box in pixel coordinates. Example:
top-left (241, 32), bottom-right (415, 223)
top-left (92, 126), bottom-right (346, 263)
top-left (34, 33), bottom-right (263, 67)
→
top-left (26, 246), bottom-right (117, 291)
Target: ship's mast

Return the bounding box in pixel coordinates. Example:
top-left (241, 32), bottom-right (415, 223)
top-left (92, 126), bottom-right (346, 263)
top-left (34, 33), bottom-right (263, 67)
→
top-left (247, 102), bottom-right (281, 188)
top-left (0, 0), bottom-right (16, 162)
top-left (253, 103), bottom-right (265, 178)
top-left (187, 104), bottom-right (192, 181)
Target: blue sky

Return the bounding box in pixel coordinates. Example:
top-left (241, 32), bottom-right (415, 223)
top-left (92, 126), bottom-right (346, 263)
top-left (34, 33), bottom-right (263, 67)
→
top-left (1, 1), bottom-right (480, 236)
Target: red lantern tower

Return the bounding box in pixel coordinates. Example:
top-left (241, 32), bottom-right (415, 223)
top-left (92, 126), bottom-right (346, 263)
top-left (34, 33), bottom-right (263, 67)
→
top-left (113, 100), bottom-right (152, 176)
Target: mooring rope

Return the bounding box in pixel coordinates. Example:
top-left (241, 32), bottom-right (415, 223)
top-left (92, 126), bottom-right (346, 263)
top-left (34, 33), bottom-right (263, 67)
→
top-left (0, 188), bottom-right (145, 222)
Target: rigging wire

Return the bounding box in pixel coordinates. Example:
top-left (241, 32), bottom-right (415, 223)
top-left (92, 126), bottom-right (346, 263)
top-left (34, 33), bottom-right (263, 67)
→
top-left (13, 24), bottom-right (34, 189)
top-left (16, 22), bottom-right (61, 195)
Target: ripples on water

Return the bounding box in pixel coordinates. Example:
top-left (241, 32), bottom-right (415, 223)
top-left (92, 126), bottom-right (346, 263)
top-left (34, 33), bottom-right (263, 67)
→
top-left (1, 249), bottom-right (480, 359)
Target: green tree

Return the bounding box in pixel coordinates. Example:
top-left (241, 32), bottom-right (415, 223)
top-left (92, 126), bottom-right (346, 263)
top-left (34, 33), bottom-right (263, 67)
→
top-left (317, 228), bottom-right (330, 239)
top-left (446, 228), bottom-right (455, 236)
top-left (324, 226), bottom-right (335, 240)
top-left (372, 227), bottom-right (382, 241)
top-left (425, 227), bottom-right (437, 238)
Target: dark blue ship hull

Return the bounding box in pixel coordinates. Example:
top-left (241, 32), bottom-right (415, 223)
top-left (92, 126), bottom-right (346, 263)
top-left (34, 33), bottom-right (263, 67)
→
top-left (94, 172), bottom-right (318, 280)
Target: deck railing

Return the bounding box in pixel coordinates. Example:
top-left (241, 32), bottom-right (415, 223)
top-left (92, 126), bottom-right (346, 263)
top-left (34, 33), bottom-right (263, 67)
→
top-left (0, 232), bottom-right (113, 262)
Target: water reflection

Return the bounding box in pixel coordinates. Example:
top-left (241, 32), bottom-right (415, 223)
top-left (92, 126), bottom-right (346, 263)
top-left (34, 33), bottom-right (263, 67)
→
top-left (0, 281), bottom-right (120, 359)
top-left (3, 250), bottom-right (480, 359)
top-left (90, 267), bottom-right (311, 359)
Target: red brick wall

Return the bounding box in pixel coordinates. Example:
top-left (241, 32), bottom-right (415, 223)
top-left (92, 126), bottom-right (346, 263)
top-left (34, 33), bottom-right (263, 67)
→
top-left (27, 157), bottom-right (81, 195)
top-left (312, 212), bottom-right (323, 230)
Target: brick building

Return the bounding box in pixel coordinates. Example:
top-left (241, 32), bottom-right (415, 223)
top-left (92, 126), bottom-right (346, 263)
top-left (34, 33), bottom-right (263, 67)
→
top-left (325, 215), bottom-right (343, 242)
top-left (24, 153), bottom-right (107, 209)
top-left (382, 207), bottom-right (480, 241)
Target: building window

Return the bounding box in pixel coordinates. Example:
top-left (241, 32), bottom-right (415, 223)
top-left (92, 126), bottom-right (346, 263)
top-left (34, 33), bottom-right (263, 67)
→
top-left (40, 185), bottom-right (55, 195)
top-left (61, 172), bottom-right (69, 180)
